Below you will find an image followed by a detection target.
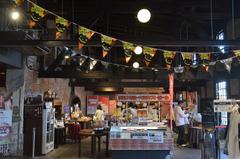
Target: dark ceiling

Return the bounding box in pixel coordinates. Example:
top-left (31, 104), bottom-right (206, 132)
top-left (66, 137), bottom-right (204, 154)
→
top-left (36, 0), bottom-right (238, 41)
top-left (2, 0), bottom-right (240, 92)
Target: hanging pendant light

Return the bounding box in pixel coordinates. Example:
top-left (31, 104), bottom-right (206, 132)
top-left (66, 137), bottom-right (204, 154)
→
top-left (133, 62), bottom-right (140, 68)
top-left (137, 9), bottom-right (151, 23)
top-left (134, 46), bottom-right (143, 55)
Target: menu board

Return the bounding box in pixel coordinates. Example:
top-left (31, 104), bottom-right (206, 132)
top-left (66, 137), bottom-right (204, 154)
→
top-left (116, 94), bottom-right (170, 102)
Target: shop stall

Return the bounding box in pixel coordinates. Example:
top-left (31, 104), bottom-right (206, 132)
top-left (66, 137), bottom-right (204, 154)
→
top-left (109, 94), bottom-right (174, 159)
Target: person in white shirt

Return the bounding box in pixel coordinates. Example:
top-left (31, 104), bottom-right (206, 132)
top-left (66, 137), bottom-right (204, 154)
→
top-left (93, 105), bottom-right (105, 127)
top-left (175, 101), bottom-right (189, 146)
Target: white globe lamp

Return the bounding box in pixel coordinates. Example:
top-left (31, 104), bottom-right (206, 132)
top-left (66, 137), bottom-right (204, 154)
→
top-left (133, 62), bottom-right (140, 68)
top-left (11, 11), bottom-right (20, 20)
top-left (134, 46), bottom-right (143, 55)
top-left (137, 9), bottom-right (151, 23)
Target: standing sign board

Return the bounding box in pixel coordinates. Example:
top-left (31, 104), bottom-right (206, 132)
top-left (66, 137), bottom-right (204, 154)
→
top-left (0, 109), bottom-right (12, 155)
top-left (213, 100), bottom-right (238, 112)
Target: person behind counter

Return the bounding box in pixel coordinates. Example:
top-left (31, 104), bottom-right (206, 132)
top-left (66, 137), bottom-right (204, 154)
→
top-left (175, 101), bottom-right (189, 147)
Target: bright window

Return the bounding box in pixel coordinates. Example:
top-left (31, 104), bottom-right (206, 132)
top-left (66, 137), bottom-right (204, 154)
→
top-left (216, 31), bottom-right (225, 53)
top-left (216, 81), bottom-right (228, 125)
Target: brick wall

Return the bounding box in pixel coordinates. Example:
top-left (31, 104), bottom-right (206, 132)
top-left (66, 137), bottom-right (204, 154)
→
top-left (24, 57), bottom-right (93, 114)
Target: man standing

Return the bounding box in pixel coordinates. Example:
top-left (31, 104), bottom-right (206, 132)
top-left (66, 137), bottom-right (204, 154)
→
top-left (175, 101), bottom-right (188, 146)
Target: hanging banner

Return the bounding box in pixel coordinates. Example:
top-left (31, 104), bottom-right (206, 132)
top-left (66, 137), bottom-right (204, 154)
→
top-left (199, 53), bottom-right (211, 65)
top-left (209, 61), bottom-right (216, 66)
top-left (101, 35), bottom-right (116, 58)
top-left (122, 41), bottom-right (134, 63)
top-left (233, 50), bottom-right (240, 60)
top-left (78, 26), bottom-right (95, 49)
top-left (143, 47), bottom-right (156, 66)
top-left (55, 16), bottom-right (70, 39)
top-left (221, 58), bottom-right (233, 73)
top-left (29, 4), bottom-right (47, 28)
top-left (163, 51), bottom-right (176, 69)
top-left (181, 52), bottom-right (193, 66)
top-left (169, 73), bottom-right (174, 130)
top-left (12, 0), bottom-right (24, 5)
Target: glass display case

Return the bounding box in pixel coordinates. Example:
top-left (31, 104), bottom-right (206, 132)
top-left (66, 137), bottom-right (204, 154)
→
top-left (109, 124), bottom-right (174, 159)
top-left (42, 102), bottom-right (55, 154)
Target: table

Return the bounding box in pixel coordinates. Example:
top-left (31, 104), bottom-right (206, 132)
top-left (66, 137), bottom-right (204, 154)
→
top-left (78, 129), bottom-right (109, 158)
top-left (78, 120), bottom-right (91, 129)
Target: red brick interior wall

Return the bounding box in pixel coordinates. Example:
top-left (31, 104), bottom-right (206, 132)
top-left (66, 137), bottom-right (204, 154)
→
top-left (24, 66), bottom-right (93, 113)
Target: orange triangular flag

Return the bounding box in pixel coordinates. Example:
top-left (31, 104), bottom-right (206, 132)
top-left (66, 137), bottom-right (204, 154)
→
top-left (103, 51), bottom-right (108, 58)
top-left (126, 57), bottom-right (131, 63)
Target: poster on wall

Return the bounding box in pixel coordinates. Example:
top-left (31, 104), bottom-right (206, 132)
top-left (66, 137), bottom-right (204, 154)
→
top-left (98, 96), bottom-right (109, 114)
top-left (0, 109), bottom-right (12, 155)
top-left (87, 96), bottom-right (110, 115)
top-left (87, 96), bottom-right (98, 114)
top-left (109, 100), bottom-right (116, 115)
top-left (186, 92), bottom-right (197, 109)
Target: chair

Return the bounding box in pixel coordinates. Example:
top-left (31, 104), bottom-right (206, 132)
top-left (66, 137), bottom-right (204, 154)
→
top-left (65, 123), bottom-right (81, 143)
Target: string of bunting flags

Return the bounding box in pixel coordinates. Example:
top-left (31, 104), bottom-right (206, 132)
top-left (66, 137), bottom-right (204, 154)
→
top-left (12, 0), bottom-right (240, 72)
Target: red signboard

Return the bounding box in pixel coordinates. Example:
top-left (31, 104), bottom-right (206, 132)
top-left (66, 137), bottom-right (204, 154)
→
top-left (98, 96), bottom-right (109, 113)
top-left (116, 94), bottom-right (170, 102)
top-left (87, 95), bottom-right (110, 114)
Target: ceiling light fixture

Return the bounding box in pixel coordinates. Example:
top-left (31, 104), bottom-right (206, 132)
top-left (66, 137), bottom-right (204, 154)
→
top-left (137, 9), bottom-right (151, 23)
top-left (64, 55), bottom-right (70, 59)
top-left (133, 62), bottom-right (140, 68)
top-left (11, 10), bottom-right (20, 20)
top-left (134, 46), bottom-right (143, 55)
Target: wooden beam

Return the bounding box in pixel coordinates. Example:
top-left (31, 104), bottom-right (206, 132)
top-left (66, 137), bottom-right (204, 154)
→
top-left (2, 39), bottom-right (240, 48)
top-left (39, 69), bottom-right (167, 80)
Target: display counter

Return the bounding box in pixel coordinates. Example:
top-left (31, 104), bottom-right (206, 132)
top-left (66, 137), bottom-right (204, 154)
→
top-left (109, 123), bottom-right (174, 159)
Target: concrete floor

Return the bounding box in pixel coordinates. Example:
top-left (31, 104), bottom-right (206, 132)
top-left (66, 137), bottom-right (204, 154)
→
top-left (5, 138), bottom-right (229, 159)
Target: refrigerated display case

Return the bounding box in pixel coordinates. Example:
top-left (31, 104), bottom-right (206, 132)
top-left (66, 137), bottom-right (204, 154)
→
top-left (42, 102), bottom-right (55, 154)
top-left (109, 123), bottom-right (174, 159)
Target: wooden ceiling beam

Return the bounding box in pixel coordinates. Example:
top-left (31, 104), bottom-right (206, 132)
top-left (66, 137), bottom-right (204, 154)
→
top-left (38, 69), bottom-right (166, 80)
top-left (2, 39), bottom-right (240, 48)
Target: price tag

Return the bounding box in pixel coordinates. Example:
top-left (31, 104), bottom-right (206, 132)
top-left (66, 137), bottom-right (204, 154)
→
top-left (148, 131), bottom-right (164, 143)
